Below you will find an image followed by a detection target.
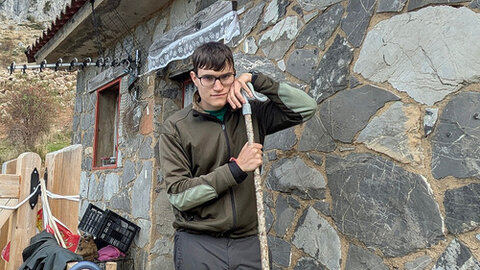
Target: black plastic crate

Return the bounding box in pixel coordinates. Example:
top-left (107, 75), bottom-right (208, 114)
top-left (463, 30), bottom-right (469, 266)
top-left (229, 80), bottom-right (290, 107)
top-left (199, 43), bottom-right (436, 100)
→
top-left (78, 204), bottom-right (106, 237)
top-left (78, 203), bottom-right (140, 253)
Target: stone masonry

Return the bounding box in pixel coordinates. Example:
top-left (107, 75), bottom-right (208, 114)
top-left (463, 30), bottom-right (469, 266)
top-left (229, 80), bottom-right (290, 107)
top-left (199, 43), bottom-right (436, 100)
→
top-left (71, 1), bottom-right (480, 269)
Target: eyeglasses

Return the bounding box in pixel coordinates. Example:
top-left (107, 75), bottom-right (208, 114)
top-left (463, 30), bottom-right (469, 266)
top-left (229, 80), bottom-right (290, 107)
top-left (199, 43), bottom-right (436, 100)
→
top-left (196, 73), bottom-right (236, 87)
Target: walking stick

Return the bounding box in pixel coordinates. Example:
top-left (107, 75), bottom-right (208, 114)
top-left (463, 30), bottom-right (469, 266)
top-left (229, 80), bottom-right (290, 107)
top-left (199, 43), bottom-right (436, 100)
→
top-left (242, 82), bottom-right (270, 270)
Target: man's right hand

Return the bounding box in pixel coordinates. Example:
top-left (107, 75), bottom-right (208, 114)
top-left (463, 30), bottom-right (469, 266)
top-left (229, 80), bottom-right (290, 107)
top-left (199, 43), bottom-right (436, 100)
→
top-left (235, 142), bottom-right (263, 172)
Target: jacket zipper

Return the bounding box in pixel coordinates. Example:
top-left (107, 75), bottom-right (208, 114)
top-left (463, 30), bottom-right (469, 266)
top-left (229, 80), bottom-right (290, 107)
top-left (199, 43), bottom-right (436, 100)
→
top-left (222, 123), bottom-right (237, 231)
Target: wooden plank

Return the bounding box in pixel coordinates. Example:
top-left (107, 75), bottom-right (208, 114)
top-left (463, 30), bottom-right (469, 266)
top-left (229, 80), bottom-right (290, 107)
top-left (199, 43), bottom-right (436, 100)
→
top-left (7, 152), bottom-right (42, 270)
top-left (0, 215), bottom-right (9, 270)
top-left (0, 175), bottom-right (20, 198)
top-left (106, 262), bottom-right (117, 270)
top-left (45, 145), bottom-right (82, 233)
top-left (0, 199), bottom-right (17, 229)
top-left (66, 262), bottom-right (77, 270)
top-left (1, 160), bottom-right (16, 174)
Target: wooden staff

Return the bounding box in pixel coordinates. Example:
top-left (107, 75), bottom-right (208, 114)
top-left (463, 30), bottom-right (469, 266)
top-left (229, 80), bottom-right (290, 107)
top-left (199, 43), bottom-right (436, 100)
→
top-left (242, 83), bottom-right (269, 270)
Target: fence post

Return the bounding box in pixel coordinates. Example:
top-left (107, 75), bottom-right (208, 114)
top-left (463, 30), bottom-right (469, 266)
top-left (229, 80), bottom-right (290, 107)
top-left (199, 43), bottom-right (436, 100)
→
top-left (45, 144), bottom-right (82, 233)
top-left (0, 159), bottom-right (17, 270)
top-left (7, 153), bottom-right (41, 270)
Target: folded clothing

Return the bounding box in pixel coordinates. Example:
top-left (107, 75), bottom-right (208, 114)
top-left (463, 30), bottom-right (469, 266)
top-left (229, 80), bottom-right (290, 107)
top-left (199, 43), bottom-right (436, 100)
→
top-left (97, 245), bottom-right (125, 261)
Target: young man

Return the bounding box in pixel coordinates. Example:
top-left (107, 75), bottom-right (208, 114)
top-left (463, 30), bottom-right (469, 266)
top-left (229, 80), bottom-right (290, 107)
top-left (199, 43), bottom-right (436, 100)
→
top-left (159, 42), bottom-right (316, 269)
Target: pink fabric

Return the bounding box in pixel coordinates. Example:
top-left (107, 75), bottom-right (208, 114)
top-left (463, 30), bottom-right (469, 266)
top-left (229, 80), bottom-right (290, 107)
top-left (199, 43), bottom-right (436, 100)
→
top-left (97, 245), bottom-right (125, 261)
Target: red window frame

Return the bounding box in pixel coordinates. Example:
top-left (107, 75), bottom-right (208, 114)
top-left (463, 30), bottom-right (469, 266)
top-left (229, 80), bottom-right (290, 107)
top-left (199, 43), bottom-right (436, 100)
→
top-left (92, 78), bottom-right (122, 170)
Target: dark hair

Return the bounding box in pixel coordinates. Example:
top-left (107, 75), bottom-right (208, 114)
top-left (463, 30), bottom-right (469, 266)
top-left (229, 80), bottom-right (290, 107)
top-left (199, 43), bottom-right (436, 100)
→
top-left (192, 42), bottom-right (235, 74)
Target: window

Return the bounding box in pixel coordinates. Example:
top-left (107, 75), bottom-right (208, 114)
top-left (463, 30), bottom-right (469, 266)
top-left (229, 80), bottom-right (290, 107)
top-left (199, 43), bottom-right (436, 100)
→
top-left (93, 78), bottom-right (121, 169)
top-left (182, 78), bottom-right (196, 108)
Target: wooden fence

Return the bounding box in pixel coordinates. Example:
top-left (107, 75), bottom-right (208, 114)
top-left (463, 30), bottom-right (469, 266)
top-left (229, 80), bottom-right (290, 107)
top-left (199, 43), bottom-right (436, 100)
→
top-left (0, 145), bottom-right (82, 270)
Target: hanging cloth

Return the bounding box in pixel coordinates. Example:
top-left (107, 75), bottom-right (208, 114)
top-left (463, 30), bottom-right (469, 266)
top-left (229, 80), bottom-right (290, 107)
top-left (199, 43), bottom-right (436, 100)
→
top-left (147, 1), bottom-right (240, 73)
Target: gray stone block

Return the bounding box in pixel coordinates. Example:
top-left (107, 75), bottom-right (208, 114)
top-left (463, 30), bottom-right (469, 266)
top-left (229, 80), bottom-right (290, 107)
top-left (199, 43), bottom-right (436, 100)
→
top-left (296, 3), bottom-right (344, 50)
top-left (292, 207), bottom-right (341, 270)
top-left (274, 195), bottom-right (297, 238)
top-left (260, 0), bottom-right (290, 31)
top-left (268, 236), bottom-right (291, 267)
top-left (108, 190), bottom-right (131, 213)
top-left (326, 153), bottom-right (444, 257)
top-left (267, 157), bottom-right (326, 200)
top-left (231, 2), bottom-right (265, 46)
top-left (313, 201), bottom-right (330, 217)
top-left (404, 255), bottom-right (432, 270)
top-left (139, 136), bottom-right (154, 159)
top-left (431, 92), bottom-right (480, 179)
top-left (294, 257), bottom-right (325, 270)
top-left (259, 16), bottom-right (303, 60)
top-left (340, 0), bottom-right (375, 47)
top-left (103, 173), bottom-right (119, 201)
top-left (377, 0), bottom-right (407, 13)
top-left (319, 85), bottom-right (399, 143)
top-left (471, 0), bottom-right (480, 8)
top-left (310, 35), bottom-right (353, 103)
top-left (444, 183), bottom-right (480, 234)
top-left (298, 114), bottom-right (336, 152)
top-left (286, 49), bottom-right (319, 83)
top-left (132, 161), bottom-right (153, 219)
top-left (432, 239), bottom-right (480, 270)
top-left (408, 0), bottom-right (467, 11)
top-left (345, 244), bottom-right (388, 270)
top-left (264, 127), bottom-right (296, 151)
top-left (306, 153), bottom-right (323, 166)
top-left (122, 160), bottom-right (136, 186)
top-left (296, 0), bottom-right (342, 11)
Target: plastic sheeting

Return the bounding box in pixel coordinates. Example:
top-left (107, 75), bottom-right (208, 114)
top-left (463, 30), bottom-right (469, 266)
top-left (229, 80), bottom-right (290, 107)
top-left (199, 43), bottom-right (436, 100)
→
top-left (147, 10), bottom-right (240, 73)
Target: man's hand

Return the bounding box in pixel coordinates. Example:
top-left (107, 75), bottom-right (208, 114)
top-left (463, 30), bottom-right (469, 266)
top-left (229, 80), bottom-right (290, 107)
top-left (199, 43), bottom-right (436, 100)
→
top-left (235, 142), bottom-right (263, 172)
top-left (227, 73), bottom-right (253, 110)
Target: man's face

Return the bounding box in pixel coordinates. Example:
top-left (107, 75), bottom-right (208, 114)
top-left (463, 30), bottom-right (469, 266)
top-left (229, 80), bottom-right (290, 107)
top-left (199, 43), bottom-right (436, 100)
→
top-left (190, 65), bottom-right (235, 111)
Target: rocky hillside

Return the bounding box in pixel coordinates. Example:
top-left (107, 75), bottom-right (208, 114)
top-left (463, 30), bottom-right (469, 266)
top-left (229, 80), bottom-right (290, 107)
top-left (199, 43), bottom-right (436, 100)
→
top-left (0, 14), bottom-right (77, 162)
top-left (0, 0), bottom-right (70, 23)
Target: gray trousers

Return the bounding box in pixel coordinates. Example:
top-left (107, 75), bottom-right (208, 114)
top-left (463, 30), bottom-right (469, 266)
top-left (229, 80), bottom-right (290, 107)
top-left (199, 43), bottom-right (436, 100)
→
top-left (174, 231), bottom-right (262, 270)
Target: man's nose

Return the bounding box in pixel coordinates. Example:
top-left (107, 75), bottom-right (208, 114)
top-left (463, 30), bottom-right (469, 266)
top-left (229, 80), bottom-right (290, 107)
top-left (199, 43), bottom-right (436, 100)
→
top-left (213, 78), bottom-right (223, 90)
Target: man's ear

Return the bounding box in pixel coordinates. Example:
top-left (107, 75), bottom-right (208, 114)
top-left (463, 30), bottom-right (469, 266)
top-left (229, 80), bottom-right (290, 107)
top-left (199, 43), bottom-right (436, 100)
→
top-left (190, 71), bottom-right (199, 87)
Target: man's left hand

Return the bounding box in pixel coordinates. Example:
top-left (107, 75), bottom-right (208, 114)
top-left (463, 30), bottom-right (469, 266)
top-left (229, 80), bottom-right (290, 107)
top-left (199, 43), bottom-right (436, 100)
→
top-left (228, 73), bottom-right (253, 109)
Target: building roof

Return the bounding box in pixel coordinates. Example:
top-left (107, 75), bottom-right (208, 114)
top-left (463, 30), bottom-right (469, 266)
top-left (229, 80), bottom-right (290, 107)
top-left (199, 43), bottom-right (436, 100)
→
top-left (26, 0), bottom-right (169, 63)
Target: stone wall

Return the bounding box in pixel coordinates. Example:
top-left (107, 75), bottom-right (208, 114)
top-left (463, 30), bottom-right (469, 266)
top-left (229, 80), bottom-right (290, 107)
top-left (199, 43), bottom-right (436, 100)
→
top-left (72, 0), bottom-right (480, 269)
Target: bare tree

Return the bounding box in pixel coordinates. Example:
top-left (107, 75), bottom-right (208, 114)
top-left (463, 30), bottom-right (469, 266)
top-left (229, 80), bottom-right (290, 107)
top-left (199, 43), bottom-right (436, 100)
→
top-left (0, 78), bottom-right (56, 151)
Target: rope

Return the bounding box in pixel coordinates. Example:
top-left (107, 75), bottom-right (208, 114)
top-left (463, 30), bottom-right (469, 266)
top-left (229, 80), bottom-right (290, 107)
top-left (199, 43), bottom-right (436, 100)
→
top-left (0, 185), bottom-right (40, 210)
top-left (46, 190), bottom-right (80, 202)
top-left (0, 183), bottom-right (80, 210)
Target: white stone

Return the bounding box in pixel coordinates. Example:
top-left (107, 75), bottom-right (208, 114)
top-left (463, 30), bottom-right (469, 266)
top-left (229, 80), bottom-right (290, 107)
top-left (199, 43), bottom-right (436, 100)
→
top-left (355, 6), bottom-right (480, 106)
top-left (243, 37), bottom-right (258, 55)
top-left (263, 0), bottom-right (281, 26)
top-left (277, 59), bottom-right (286, 71)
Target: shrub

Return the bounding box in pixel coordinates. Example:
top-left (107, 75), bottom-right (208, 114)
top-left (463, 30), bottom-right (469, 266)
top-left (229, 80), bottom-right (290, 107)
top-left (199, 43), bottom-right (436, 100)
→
top-left (0, 76), bottom-right (57, 151)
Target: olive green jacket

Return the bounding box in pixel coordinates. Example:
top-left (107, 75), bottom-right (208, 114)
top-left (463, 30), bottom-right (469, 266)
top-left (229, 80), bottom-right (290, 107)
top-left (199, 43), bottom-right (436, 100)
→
top-left (159, 73), bottom-right (316, 238)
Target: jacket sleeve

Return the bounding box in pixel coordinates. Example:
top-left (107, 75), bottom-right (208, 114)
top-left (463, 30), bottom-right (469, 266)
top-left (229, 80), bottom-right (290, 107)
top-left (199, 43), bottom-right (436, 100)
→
top-left (251, 72), bottom-right (317, 135)
top-left (159, 126), bottom-right (238, 212)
